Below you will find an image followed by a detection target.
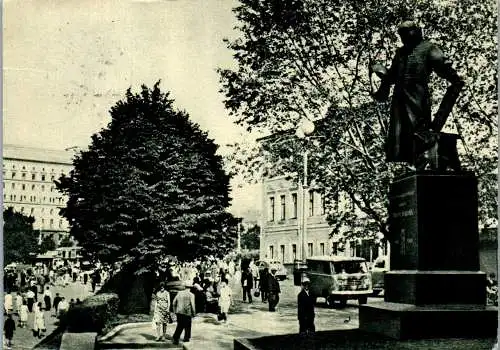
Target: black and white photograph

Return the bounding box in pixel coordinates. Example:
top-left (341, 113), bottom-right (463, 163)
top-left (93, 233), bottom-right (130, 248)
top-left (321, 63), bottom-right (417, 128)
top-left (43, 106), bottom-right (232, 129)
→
top-left (2, 0), bottom-right (498, 349)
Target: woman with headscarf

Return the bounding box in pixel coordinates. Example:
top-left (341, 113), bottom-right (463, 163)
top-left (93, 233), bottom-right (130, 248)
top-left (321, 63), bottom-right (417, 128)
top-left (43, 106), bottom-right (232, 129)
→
top-left (218, 280), bottom-right (232, 323)
top-left (33, 302), bottom-right (46, 339)
top-left (152, 283), bottom-right (171, 341)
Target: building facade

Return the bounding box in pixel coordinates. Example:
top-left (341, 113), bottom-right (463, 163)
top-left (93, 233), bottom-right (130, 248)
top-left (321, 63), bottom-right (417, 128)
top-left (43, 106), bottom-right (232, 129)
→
top-left (260, 175), bottom-right (385, 267)
top-left (3, 144), bottom-right (74, 243)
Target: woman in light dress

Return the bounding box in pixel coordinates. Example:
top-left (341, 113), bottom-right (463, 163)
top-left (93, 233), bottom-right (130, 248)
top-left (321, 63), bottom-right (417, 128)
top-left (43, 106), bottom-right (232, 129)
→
top-left (33, 302), bottom-right (46, 339)
top-left (19, 300), bottom-right (29, 328)
top-left (152, 283), bottom-right (171, 341)
top-left (218, 280), bottom-right (232, 323)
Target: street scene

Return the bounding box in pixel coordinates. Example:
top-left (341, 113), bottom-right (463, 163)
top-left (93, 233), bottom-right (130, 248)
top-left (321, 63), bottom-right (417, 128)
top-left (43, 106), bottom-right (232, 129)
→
top-left (3, 0), bottom-right (498, 349)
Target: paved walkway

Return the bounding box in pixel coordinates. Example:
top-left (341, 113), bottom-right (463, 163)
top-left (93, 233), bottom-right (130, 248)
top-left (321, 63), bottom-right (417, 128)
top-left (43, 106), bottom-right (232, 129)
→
top-left (99, 305), bottom-right (358, 349)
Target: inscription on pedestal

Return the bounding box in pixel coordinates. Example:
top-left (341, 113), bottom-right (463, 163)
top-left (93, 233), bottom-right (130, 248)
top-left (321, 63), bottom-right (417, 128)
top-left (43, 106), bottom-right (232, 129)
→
top-left (389, 182), bottom-right (418, 270)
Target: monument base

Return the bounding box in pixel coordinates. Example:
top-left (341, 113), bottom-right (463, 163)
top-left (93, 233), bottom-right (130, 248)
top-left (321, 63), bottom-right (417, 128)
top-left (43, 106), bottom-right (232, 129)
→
top-left (384, 270), bottom-right (486, 305)
top-left (359, 302), bottom-right (497, 339)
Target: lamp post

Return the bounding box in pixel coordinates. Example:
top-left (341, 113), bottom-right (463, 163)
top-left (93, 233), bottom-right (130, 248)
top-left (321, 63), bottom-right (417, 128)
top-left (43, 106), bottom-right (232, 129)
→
top-left (296, 119), bottom-right (315, 262)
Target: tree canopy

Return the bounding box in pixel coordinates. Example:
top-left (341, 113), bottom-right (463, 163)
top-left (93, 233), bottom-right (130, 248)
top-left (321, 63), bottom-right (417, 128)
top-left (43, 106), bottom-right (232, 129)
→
top-left (4, 207), bottom-right (39, 265)
top-left (39, 235), bottom-right (57, 254)
top-left (56, 82), bottom-right (238, 272)
top-left (219, 0), bottom-right (497, 246)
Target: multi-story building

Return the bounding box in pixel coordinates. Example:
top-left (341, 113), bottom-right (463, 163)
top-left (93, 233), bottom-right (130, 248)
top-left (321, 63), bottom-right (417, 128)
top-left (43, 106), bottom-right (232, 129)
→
top-left (260, 175), bottom-right (385, 267)
top-left (3, 144), bottom-right (74, 244)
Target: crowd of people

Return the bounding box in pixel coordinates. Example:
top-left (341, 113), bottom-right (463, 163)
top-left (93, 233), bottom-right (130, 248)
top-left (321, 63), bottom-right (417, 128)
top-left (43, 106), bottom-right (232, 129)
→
top-left (3, 262), bottom-right (109, 348)
top-left (148, 256), bottom-right (286, 345)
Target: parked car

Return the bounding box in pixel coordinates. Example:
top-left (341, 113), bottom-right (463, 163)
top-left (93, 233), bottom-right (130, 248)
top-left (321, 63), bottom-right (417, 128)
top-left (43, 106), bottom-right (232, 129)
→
top-left (371, 255), bottom-right (389, 296)
top-left (306, 255), bottom-right (373, 307)
top-left (256, 259), bottom-right (288, 280)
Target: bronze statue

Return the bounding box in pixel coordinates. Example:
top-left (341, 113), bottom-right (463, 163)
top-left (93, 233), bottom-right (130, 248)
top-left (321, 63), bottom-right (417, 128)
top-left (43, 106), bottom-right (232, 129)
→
top-left (370, 21), bottom-right (464, 171)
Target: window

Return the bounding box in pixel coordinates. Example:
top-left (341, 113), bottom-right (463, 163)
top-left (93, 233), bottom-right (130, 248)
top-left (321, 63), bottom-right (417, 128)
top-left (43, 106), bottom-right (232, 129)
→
top-left (11, 172), bottom-right (16, 178)
top-left (33, 196), bottom-right (36, 202)
top-left (320, 243), bottom-right (325, 255)
top-left (50, 219), bottom-right (54, 227)
top-left (13, 195), bottom-right (16, 201)
top-left (269, 246), bottom-right (274, 259)
top-left (280, 195), bottom-right (286, 220)
top-left (22, 184), bottom-right (26, 190)
top-left (11, 183), bottom-right (15, 189)
top-left (41, 185), bottom-right (45, 191)
top-left (32, 174), bottom-right (36, 180)
top-left (32, 184), bottom-right (35, 190)
top-left (41, 175), bottom-right (46, 181)
top-left (309, 191), bottom-right (314, 216)
top-left (50, 209), bottom-right (54, 215)
top-left (22, 173), bottom-right (26, 179)
top-left (308, 243), bottom-right (313, 257)
top-left (292, 244), bottom-right (297, 261)
top-left (280, 245), bottom-right (285, 263)
top-left (291, 193), bottom-right (298, 218)
top-left (31, 208), bottom-right (34, 215)
top-left (269, 197), bottom-right (275, 221)
top-left (42, 219), bottom-right (45, 225)
top-left (20, 207), bottom-right (24, 213)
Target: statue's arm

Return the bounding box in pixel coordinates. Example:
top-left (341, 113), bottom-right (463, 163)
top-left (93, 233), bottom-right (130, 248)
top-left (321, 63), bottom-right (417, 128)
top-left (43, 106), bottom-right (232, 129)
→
top-left (429, 45), bottom-right (465, 131)
top-left (371, 55), bottom-right (398, 102)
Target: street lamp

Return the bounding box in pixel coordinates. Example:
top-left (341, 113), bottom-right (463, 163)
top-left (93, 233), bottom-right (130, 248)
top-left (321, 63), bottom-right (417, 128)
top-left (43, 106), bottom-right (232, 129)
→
top-left (296, 118), bottom-right (315, 262)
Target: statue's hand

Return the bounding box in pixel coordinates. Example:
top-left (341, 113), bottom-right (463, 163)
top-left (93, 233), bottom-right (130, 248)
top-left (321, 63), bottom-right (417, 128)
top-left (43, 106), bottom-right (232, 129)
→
top-left (370, 64), bottom-right (389, 79)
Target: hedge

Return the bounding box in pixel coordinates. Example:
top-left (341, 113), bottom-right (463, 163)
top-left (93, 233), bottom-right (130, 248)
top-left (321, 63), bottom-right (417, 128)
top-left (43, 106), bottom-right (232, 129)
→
top-left (64, 293), bottom-right (119, 333)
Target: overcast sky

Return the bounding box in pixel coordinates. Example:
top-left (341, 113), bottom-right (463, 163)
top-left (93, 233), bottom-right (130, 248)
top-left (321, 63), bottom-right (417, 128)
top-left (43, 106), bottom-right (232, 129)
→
top-left (3, 0), bottom-right (260, 216)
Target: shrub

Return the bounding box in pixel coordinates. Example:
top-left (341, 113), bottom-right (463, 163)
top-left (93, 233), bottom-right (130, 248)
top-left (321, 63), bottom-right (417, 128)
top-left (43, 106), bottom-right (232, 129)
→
top-left (64, 293), bottom-right (119, 334)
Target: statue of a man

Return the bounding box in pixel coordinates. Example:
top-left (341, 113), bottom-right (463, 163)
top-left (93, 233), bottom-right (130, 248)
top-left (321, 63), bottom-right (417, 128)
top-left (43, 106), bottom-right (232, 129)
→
top-left (370, 21), bottom-right (464, 170)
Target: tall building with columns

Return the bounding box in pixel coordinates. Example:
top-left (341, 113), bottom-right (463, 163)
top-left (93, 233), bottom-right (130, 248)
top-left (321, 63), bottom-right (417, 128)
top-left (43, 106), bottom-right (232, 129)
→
top-left (3, 144), bottom-right (74, 243)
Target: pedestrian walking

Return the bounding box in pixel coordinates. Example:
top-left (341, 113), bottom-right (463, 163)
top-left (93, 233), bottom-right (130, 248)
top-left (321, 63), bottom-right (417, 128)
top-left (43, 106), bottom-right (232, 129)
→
top-left (58, 297), bottom-right (69, 318)
top-left (19, 301), bottom-right (28, 328)
top-left (250, 260), bottom-right (259, 287)
top-left (297, 277), bottom-right (315, 336)
top-left (241, 267), bottom-right (253, 303)
top-left (218, 280), bottom-right (232, 323)
top-left (15, 292), bottom-right (23, 316)
top-left (267, 267), bottom-right (281, 312)
top-left (33, 302), bottom-right (46, 339)
top-left (259, 267), bottom-right (269, 302)
top-left (43, 286), bottom-right (52, 311)
top-left (172, 281), bottom-right (196, 345)
top-left (152, 283), bottom-right (171, 341)
top-left (52, 293), bottom-right (62, 317)
top-left (26, 289), bottom-right (35, 313)
top-left (4, 292), bottom-right (13, 315)
top-left (4, 314), bottom-right (15, 348)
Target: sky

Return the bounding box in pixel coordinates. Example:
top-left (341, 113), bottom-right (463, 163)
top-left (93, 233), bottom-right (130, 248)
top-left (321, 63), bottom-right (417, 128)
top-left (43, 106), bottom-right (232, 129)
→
top-left (3, 0), bottom-right (261, 217)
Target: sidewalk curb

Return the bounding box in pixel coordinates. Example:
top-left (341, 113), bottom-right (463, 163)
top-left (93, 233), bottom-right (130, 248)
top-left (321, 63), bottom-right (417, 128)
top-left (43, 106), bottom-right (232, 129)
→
top-left (99, 322), bottom-right (150, 342)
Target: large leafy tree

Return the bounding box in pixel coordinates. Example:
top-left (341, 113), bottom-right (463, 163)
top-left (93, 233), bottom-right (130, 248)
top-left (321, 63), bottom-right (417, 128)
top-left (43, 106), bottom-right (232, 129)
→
top-left (4, 207), bottom-right (39, 264)
top-left (56, 82), bottom-right (238, 272)
top-left (219, 0), bottom-right (497, 245)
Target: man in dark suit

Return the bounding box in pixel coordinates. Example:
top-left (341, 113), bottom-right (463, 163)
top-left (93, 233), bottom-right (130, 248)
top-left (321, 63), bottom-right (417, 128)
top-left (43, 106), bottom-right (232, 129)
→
top-left (241, 267), bottom-right (254, 303)
top-left (267, 267), bottom-right (281, 312)
top-left (297, 277), bottom-right (315, 336)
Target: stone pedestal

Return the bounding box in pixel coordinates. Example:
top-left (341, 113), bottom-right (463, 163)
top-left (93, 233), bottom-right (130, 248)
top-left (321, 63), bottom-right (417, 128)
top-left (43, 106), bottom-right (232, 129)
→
top-left (359, 172), bottom-right (497, 339)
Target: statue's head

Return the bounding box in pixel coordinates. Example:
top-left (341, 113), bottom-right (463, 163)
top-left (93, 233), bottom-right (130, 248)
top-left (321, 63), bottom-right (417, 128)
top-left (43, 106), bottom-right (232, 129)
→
top-left (398, 21), bottom-right (423, 48)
